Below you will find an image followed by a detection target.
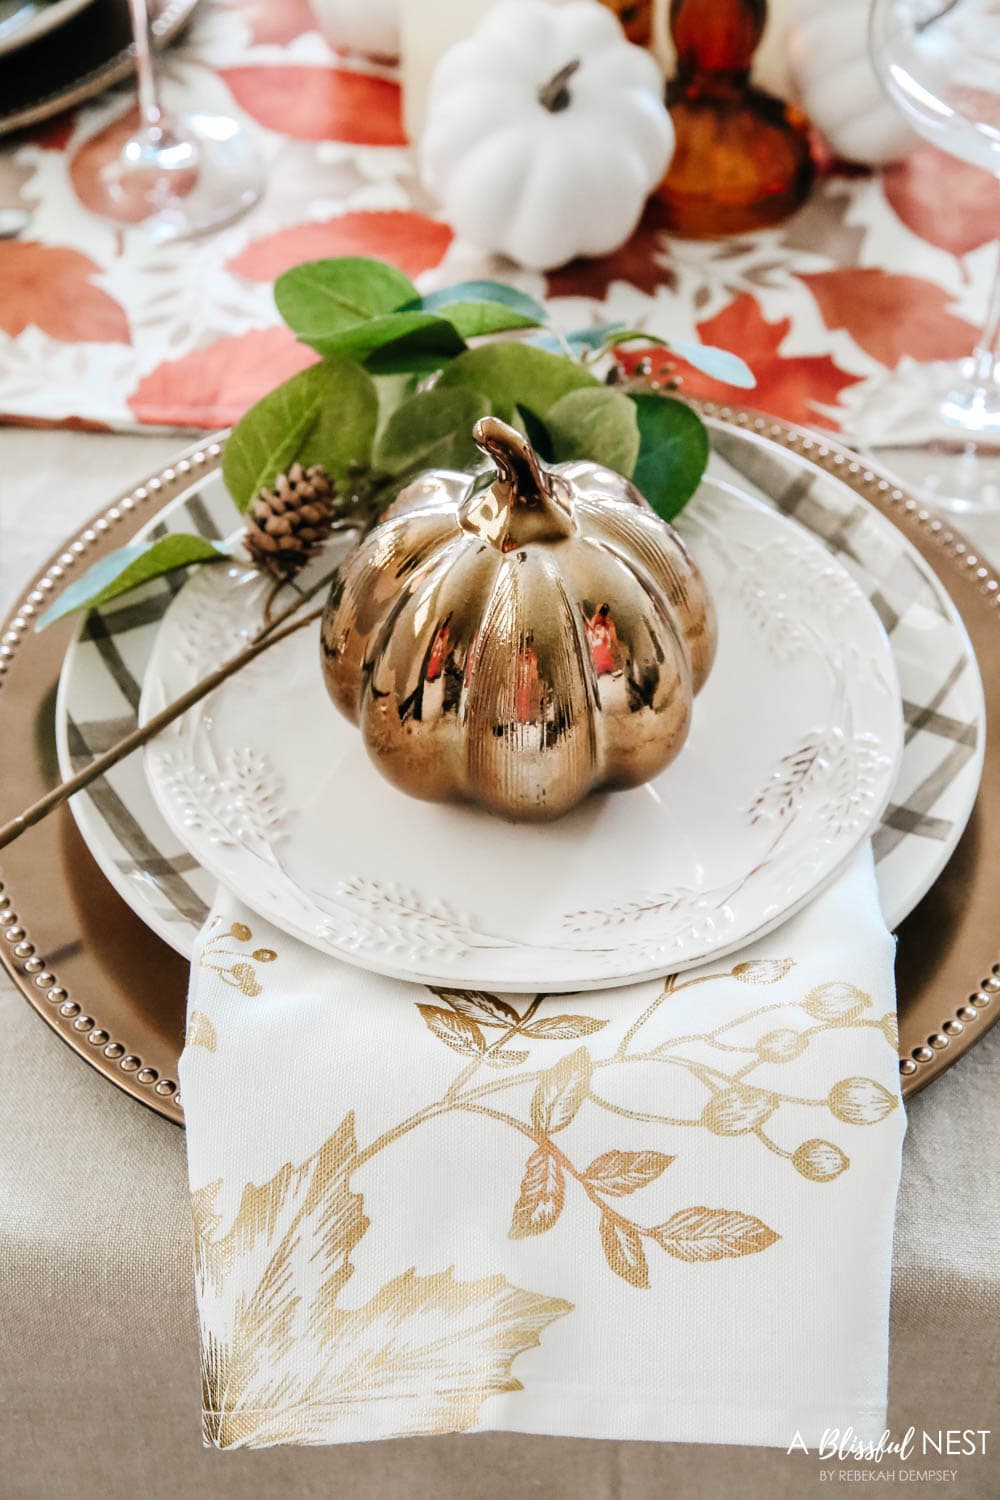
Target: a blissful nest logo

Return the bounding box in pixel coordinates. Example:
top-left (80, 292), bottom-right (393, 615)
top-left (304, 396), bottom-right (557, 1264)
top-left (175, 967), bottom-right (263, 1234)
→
top-left (787, 1429), bottom-right (990, 1484)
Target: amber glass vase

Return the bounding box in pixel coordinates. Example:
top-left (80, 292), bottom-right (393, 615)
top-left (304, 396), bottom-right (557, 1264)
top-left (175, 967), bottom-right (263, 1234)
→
top-left (656, 0), bottom-right (814, 237)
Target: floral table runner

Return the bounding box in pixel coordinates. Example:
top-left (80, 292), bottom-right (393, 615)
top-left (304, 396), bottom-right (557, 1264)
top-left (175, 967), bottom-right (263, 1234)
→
top-left (0, 0), bottom-right (995, 435)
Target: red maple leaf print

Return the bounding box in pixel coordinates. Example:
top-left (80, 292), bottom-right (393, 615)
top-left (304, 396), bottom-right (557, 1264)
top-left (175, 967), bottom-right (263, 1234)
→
top-left (0, 243), bottom-right (129, 343)
top-left (219, 0), bottom-right (317, 46)
top-left (219, 66), bottom-right (406, 145)
top-left (617, 292), bottom-right (863, 429)
top-left (800, 269), bottom-right (978, 368)
top-left (128, 327), bottom-right (318, 428)
top-left (883, 141), bottom-right (998, 257)
top-left (228, 211), bottom-right (452, 283)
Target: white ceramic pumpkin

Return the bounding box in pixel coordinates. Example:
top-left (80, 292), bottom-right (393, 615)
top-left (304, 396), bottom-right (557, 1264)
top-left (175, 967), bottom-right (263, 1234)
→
top-left (788, 0), bottom-right (954, 166)
top-left (308, 0), bottom-right (399, 62)
top-left (419, 0), bottom-right (674, 271)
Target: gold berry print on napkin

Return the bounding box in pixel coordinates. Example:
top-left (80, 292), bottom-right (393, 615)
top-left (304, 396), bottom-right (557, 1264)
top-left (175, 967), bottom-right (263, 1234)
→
top-left (183, 851), bottom-right (904, 1451)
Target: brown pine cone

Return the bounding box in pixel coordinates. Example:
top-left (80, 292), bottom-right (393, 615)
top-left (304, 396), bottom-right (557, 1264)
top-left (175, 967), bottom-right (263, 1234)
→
top-left (245, 462), bottom-right (336, 580)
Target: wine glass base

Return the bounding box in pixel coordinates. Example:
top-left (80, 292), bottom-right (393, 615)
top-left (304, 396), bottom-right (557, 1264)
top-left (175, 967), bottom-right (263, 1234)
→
top-left (849, 357), bottom-right (1000, 514)
top-left (72, 111), bottom-right (262, 243)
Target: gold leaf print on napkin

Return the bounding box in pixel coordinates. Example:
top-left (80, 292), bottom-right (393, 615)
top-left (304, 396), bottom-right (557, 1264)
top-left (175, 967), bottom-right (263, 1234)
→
top-left (198, 919), bottom-right (278, 998)
top-left (190, 952), bottom-right (900, 1444)
top-left (403, 960), bottom-right (900, 1288)
top-left (531, 1048), bottom-right (592, 1134)
top-left (422, 988), bottom-right (610, 1075)
top-left (650, 1208), bottom-right (780, 1263)
top-left (195, 1113), bottom-right (569, 1449)
top-left (581, 1150), bottom-right (675, 1197)
top-left (509, 1147), bottom-right (565, 1239)
top-left (600, 1215), bottom-right (650, 1289)
top-left (186, 1011), bottom-right (217, 1052)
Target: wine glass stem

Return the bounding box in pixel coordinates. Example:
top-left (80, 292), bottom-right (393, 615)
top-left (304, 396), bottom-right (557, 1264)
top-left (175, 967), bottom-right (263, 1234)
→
top-left (128, 0), bottom-right (164, 139)
top-left (972, 249), bottom-right (1000, 388)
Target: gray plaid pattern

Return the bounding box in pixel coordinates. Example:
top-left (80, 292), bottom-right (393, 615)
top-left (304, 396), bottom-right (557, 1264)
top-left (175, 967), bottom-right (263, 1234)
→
top-left (711, 428), bottom-right (982, 893)
top-left (60, 432), bottom-right (984, 952)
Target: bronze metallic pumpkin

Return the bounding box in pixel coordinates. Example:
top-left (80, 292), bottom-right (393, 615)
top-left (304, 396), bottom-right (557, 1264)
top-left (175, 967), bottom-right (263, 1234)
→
top-left (321, 416), bottom-right (716, 821)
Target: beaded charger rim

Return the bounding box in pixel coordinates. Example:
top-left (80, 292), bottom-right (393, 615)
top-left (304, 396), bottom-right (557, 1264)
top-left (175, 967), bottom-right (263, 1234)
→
top-left (0, 406), bottom-right (997, 1124)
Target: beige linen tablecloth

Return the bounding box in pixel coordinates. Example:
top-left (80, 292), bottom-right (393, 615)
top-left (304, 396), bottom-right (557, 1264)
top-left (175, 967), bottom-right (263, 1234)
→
top-left (2, 429), bottom-right (999, 1499)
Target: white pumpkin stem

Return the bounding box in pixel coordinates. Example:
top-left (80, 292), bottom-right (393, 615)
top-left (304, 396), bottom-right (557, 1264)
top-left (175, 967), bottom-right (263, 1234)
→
top-left (538, 58), bottom-right (580, 113)
top-left (470, 416), bottom-right (575, 549)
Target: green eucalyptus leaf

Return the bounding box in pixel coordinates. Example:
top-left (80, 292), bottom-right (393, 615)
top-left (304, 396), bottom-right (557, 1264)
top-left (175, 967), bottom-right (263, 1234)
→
top-left (629, 394), bottom-right (709, 521)
top-left (431, 301), bottom-right (542, 339)
top-left (669, 339), bottom-right (755, 388)
top-left (36, 534), bottom-right (229, 631)
top-left (223, 357), bottom-right (378, 511)
top-left (304, 311), bottom-right (467, 366)
top-left (524, 332), bottom-right (565, 355)
top-left (546, 388), bottom-right (640, 477)
top-left (373, 372), bottom-right (419, 441)
top-left (274, 257), bottom-right (467, 368)
top-left (567, 322), bottom-right (635, 352)
top-left (274, 256), bottom-right (418, 339)
top-left (413, 281), bottom-right (547, 338)
top-left (569, 325), bottom-right (755, 388)
top-left (437, 343), bottom-right (597, 423)
top-left (374, 387), bottom-right (490, 476)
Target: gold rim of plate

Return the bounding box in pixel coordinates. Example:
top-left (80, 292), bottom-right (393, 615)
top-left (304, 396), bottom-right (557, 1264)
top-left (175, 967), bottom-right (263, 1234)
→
top-left (1, 409), bottom-right (999, 1125)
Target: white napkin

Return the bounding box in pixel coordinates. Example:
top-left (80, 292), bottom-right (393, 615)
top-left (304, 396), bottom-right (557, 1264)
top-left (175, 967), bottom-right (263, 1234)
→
top-left (180, 844), bottom-right (905, 1451)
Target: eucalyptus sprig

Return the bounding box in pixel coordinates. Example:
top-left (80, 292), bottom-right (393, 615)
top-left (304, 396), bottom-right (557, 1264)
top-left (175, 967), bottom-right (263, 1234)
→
top-left (37, 256), bottom-right (754, 628)
top-left (3, 256), bottom-right (755, 850)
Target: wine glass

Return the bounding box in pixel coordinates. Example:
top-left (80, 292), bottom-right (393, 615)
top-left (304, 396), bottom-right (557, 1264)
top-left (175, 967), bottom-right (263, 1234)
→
top-left (70, 0), bottom-right (262, 243)
top-left (853, 0), bottom-right (1000, 512)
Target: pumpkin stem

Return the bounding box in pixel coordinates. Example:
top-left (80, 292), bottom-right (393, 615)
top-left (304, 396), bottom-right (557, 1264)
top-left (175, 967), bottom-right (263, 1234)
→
top-left (469, 416), bottom-right (575, 550)
top-left (538, 58), bottom-right (580, 113)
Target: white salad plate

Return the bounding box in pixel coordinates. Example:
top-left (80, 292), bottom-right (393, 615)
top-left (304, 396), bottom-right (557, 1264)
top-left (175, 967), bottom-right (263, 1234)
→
top-left (55, 420), bottom-right (985, 976)
top-left (135, 474), bottom-right (903, 991)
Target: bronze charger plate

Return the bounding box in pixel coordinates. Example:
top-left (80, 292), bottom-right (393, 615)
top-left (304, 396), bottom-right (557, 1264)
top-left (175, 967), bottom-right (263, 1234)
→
top-left (1, 408), bottom-right (998, 1127)
top-left (0, 0), bottom-right (201, 138)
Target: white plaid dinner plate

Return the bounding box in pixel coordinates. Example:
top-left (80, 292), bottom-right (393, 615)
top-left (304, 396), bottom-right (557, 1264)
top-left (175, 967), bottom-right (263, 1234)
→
top-left (55, 421), bottom-right (986, 961)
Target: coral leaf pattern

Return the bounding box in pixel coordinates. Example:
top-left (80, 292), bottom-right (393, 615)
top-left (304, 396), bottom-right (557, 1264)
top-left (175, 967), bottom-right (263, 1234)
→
top-left (0, 242), bottom-right (130, 343)
top-left (228, 211), bottom-right (453, 284)
top-left (617, 293), bottom-right (863, 428)
top-left (222, 0), bottom-right (321, 47)
top-left (129, 326), bottom-right (318, 428)
top-left (220, 67), bottom-right (406, 145)
top-left (883, 141), bottom-right (997, 255)
top-left (801, 269), bottom-right (978, 368)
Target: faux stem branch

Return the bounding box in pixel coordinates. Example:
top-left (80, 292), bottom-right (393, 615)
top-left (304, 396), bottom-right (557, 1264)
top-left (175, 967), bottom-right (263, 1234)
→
top-left (0, 579), bottom-right (334, 853)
